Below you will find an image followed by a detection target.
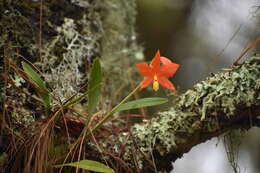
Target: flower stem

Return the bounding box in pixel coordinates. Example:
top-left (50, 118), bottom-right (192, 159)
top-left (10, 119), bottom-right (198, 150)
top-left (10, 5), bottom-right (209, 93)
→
top-left (86, 84), bottom-right (141, 138)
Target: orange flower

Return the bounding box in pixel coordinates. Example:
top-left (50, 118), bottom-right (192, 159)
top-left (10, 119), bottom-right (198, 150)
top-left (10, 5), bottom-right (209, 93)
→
top-left (136, 50), bottom-right (180, 91)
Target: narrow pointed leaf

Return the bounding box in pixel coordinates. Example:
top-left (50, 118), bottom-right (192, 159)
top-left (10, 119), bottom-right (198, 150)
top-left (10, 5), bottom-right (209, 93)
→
top-left (87, 59), bottom-right (102, 114)
top-left (21, 61), bottom-right (48, 93)
top-left (54, 160), bottom-right (114, 173)
top-left (116, 97), bottom-right (168, 112)
top-left (22, 61), bottom-right (50, 110)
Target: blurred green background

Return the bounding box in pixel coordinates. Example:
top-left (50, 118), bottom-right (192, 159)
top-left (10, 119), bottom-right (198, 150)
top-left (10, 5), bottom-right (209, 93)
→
top-left (135, 0), bottom-right (259, 172)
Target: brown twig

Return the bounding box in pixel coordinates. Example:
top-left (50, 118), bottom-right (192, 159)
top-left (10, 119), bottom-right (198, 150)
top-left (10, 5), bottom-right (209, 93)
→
top-left (233, 37), bottom-right (260, 65)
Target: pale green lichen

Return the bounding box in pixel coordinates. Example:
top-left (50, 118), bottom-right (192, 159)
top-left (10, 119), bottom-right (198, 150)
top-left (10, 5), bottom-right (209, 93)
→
top-left (39, 17), bottom-right (100, 102)
top-left (1, 0), bottom-right (143, 171)
top-left (1, 0), bottom-right (142, 119)
top-left (38, 0), bottom-right (143, 104)
top-left (180, 55), bottom-right (259, 120)
top-left (118, 55), bottom-right (260, 169)
top-left (1, 0), bottom-right (103, 120)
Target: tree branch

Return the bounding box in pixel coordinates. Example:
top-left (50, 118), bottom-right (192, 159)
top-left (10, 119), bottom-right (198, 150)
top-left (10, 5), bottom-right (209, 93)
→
top-left (102, 55), bottom-right (260, 172)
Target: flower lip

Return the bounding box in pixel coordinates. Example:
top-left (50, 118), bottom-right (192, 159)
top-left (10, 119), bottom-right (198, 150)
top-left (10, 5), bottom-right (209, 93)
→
top-left (153, 75), bottom-right (159, 91)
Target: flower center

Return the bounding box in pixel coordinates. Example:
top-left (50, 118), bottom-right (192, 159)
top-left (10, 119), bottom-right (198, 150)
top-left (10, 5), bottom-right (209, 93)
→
top-left (153, 75), bottom-right (159, 91)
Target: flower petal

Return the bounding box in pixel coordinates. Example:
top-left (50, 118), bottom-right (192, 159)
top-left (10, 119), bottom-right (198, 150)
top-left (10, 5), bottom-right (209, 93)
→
top-left (140, 77), bottom-right (153, 89)
top-left (136, 63), bottom-right (152, 77)
top-left (158, 63), bottom-right (180, 77)
top-left (150, 50), bottom-right (161, 73)
top-left (160, 57), bottom-right (173, 65)
top-left (158, 77), bottom-right (176, 91)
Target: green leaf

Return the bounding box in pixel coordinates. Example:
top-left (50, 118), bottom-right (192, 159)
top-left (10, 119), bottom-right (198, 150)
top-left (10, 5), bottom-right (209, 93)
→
top-left (22, 61), bottom-right (50, 110)
top-left (39, 92), bottom-right (51, 110)
top-left (21, 61), bottom-right (48, 93)
top-left (116, 97), bottom-right (168, 112)
top-left (87, 59), bottom-right (102, 114)
top-left (54, 160), bottom-right (114, 173)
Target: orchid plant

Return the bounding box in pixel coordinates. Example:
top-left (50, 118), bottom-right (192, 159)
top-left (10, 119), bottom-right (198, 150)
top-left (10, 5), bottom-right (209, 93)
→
top-left (20, 49), bottom-right (180, 172)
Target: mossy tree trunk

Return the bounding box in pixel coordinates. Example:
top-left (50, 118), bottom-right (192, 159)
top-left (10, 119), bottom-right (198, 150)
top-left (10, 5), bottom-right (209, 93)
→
top-left (0, 0), bottom-right (259, 173)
